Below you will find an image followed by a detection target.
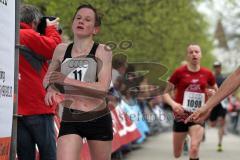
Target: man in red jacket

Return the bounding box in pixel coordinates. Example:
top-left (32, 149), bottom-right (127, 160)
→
top-left (17, 4), bottom-right (61, 160)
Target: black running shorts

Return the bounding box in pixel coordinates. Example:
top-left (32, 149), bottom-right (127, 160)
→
top-left (173, 120), bottom-right (204, 132)
top-left (209, 104), bottom-right (227, 122)
top-left (58, 107), bottom-right (113, 141)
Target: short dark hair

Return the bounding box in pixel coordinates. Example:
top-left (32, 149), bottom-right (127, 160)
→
top-left (72, 4), bottom-right (101, 27)
top-left (20, 4), bottom-right (42, 24)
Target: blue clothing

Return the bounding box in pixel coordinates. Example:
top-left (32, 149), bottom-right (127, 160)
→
top-left (215, 74), bottom-right (225, 87)
top-left (17, 115), bottom-right (56, 160)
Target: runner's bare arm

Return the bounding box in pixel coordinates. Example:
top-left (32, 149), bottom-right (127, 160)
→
top-left (43, 43), bottom-right (67, 89)
top-left (163, 92), bottom-right (184, 114)
top-left (206, 84), bottom-right (218, 97)
top-left (204, 67), bottom-right (240, 110)
top-left (185, 67), bottom-right (240, 123)
top-left (43, 43), bottom-right (67, 106)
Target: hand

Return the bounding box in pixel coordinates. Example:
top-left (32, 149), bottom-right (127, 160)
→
top-left (47, 71), bottom-right (68, 85)
top-left (184, 105), bottom-right (210, 124)
top-left (45, 87), bottom-right (63, 106)
top-left (46, 17), bottom-right (60, 29)
top-left (206, 88), bottom-right (216, 97)
top-left (172, 103), bottom-right (185, 115)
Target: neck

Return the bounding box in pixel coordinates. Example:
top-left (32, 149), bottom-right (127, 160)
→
top-left (187, 63), bottom-right (200, 72)
top-left (73, 36), bottom-right (94, 54)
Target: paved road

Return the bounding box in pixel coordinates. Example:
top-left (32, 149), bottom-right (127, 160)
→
top-left (125, 128), bottom-right (240, 160)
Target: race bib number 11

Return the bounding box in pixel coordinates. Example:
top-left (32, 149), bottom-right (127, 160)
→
top-left (182, 91), bottom-right (205, 112)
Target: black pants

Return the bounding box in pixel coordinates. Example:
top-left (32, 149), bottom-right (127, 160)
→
top-left (17, 115), bottom-right (56, 160)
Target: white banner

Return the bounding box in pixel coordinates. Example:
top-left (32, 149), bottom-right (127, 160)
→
top-left (0, 0), bottom-right (15, 140)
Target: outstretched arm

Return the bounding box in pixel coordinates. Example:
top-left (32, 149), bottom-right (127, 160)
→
top-left (185, 67), bottom-right (240, 123)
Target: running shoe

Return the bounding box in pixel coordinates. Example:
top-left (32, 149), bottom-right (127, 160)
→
top-left (217, 144), bottom-right (223, 152)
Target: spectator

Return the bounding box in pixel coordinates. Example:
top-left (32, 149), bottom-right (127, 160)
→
top-left (18, 4), bottom-right (61, 160)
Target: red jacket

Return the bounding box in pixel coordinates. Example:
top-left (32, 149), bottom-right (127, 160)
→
top-left (18, 22), bottom-right (62, 115)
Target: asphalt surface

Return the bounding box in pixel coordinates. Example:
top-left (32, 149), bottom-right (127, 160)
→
top-left (125, 128), bottom-right (240, 160)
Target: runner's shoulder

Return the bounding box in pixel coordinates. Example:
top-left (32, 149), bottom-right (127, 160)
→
top-left (95, 43), bottom-right (112, 60)
top-left (55, 43), bottom-right (69, 52)
top-left (53, 43), bottom-right (70, 60)
top-left (174, 65), bottom-right (187, 73)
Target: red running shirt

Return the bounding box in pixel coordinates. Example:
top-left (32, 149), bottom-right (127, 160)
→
top-left (169, 65), bottom-right (215, 121)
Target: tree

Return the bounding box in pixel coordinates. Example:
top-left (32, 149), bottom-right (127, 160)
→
top-left (23, 0), bottom-right (214, 78)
